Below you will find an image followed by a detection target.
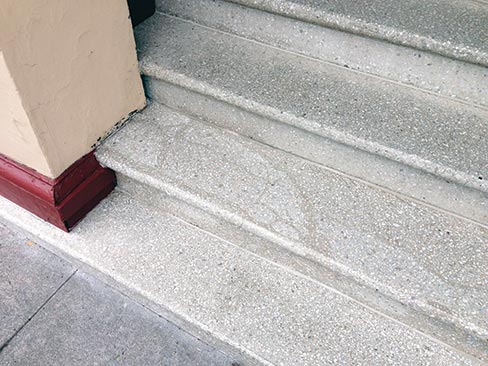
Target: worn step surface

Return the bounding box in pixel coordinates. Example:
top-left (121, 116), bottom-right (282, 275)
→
top-left (157, 0), bottom-right (488, 107)
top-left (0, 191), bottom-right (486, 366)
top-left (97, 102), bottom-right (488, 359)
top-left (221, 0), bottom-right (488, 67)
top-left (134, 14), bottom-right (488, 224)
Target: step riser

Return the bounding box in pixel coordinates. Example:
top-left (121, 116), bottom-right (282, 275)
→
top-left (115, 172), bottom-right (488, 361)
top-left (157, 0), bottom-right (488, 108)
top-left (143, 76), bottom-right (488, 225)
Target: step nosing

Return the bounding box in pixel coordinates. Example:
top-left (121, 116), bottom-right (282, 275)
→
top-left (140, 64), bottom-right (488, 196)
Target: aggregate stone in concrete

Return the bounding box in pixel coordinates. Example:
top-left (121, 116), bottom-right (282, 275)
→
top-left (135, 14), bottom-right (488, 194)
top-left (224, 0), bottom-right (488, 66)
top-left (97, 102), bottom-right (488, 342)
top-left (0, 193), bottom-right (484, 366)
top-left (0, 223), bottom-right (75, 347)
top-left (0, 269), bottom-right (238, 366)
top-left (158, 0), bottom-right (488, 107)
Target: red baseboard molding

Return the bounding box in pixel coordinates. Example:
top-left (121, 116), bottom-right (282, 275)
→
top-left (0, 151), bottom-right (116, 232)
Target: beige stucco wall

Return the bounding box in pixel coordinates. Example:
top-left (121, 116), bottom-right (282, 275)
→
top-left (0, 0), bottom-right (145, 178)
top-left (0, 52), bottom-right (52, 175)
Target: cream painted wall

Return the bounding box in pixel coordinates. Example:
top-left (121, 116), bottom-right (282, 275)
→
top-left (0, 0), bottom-right (145, 178)
top-left (0, 52), bottom-right (52, 175)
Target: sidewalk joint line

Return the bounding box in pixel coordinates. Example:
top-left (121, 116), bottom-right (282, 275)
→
top-left (0, 269), bottom-right (78, 354)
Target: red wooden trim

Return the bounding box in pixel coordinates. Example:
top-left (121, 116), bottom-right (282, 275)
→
top-left (0, 152), bottom-right (116, 232)
top-left (52, 151), bottom-right (101, 203)
top-left (0, 154), bottom-right (53, 203)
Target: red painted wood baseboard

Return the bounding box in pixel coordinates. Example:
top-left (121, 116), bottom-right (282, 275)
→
top-left (0, 152), bottom-right (116, 232)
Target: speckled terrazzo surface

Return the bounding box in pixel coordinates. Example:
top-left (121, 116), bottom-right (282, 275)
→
top-left (97, 102), bottom-right (488, 351)
top-left (135, 14), bottom-right (488, 194)
top-left (157, 0), bottom-right (488, 107)
top-left (2, 1), bottom-right (488, 364)
top-left (0, 192), bottom-right (486, 366)
top-left (224, 0), bottom-right (488, 66)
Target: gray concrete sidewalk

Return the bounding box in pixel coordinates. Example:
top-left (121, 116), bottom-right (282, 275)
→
top-left (0, 223), bottom-right (238, 366)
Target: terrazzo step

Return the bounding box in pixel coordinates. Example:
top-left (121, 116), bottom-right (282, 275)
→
top-left (96, 102), bottom-right (488, 360)
top-left (134, 13), bottom-right (488, 225)
top-left (209, 0), bottom-right (488, 67)
top-left (0, 190), bottom-right (486, 366)
top-left (157, 0), bottom-right (488, 107)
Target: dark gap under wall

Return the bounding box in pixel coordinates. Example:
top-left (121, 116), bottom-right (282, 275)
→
top-left (127, 0), bottom-right (156, 27)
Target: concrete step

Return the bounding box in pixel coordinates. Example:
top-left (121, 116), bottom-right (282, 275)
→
top-left (96, 102), bottom-right (488, 360)
top-left (157, 0), bottom-right (488, 107)
top-left (201, 0), bottom-right (488, 67)
top-left (0, 190), bottom-right (486, 366)
top-left (134, 13), bottom-right (488, 225)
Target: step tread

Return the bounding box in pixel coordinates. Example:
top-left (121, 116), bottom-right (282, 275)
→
top-left (0, 192), bottom-right (485, 366)
top-left (97, 102), bottom-right (488, 344)
top-left (225, 0), bottom-right (488, 66)
top-left (158, 0), bottom-right (488, 107)
top-left (135, 14), bottom-right (488, 193)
